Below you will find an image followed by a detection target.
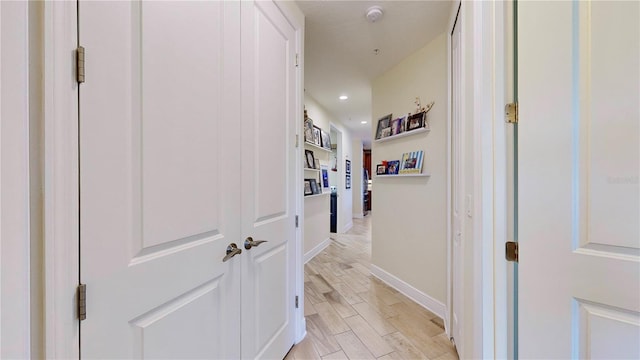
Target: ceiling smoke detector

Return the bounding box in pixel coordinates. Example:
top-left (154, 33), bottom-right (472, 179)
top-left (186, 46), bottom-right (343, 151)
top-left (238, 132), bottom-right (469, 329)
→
top-left (365, 6), bottom-right (383, 23)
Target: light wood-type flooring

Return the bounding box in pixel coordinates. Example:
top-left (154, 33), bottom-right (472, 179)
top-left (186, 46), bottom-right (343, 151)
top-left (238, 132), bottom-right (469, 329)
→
top-left (286, 215), bottom-right (458, 360)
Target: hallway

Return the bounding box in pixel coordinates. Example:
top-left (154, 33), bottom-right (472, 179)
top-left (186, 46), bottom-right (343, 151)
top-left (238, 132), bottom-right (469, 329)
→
top-left (287, 216), bottom-right (458, 360)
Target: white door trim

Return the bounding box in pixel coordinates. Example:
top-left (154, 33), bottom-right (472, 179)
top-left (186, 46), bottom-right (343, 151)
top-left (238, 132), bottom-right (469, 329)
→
top-left (1, 1), bottom-right (32, 357)
top-left (445, 1), bottom-right (458, 339)
top-left (42, 1), bottom-right (79, 358)
top-left (273, 0), bottom-right (306, 344)
top-left (447, 1), bottom-right (510, 358)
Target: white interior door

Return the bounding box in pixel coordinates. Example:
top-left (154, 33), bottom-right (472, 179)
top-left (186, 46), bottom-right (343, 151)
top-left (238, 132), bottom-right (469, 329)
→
top-left (450, 8), bottom-right (463, 353)
top-left (519, 1), bottom-right (639, 358)
top-left (79, 2), bottom-right (242, 358)
top-left (240, 1), bottom-right (298, 358)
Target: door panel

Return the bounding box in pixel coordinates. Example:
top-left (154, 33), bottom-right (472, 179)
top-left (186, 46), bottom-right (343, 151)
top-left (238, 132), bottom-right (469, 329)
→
top-left (241, 1), bottom-right (298, 358)
top-left (519, 1), bottom-right (639, 358)
top-left (139, 1), bottom-right (222, 247)
top-left (80, 1), bottom-right (241, 358)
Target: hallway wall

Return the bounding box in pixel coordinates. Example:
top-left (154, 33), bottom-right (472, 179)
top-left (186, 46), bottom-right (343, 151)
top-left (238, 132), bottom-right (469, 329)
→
top-left (370, 33), bottom-right (448, 309)
top-left (304, 95), bottom-right (354, 259)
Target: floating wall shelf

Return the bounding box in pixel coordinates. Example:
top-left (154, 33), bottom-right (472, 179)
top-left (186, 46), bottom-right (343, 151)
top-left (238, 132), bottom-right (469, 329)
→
top-left (374, 127), bottom-right (430, 143)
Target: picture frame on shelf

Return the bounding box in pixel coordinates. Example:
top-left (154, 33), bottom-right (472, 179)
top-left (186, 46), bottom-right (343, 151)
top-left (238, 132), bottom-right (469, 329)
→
top-left (376, 164), bottom-right (387, 175)
top-left (320, 165), bottom-right (330, 190)
top-left (304, 118), bottom-right (314, 143)
top-left (375, 113), bottom-right (393, 139)
top-left (312, 126), bottom-right (322, 147)
top-left (406, 111), bottom-right (427, 132)
top-left (399, 151), bottom-right (424, 174)
top-left (390, 116), bottom-right (406, 136)
top-left (345, 159), bottom-right (351, 174)
top-left (309, 179), bottom-right (320, 195)
top-left (320, 129), bottom-right (332, 150)
top-left (304, 179), bottom-right (313, 196)
top-left (387, 160), bottom-right (400, 175)
top-left (346, 174), bottom-right (351, 189)
top-left (305, 150), bottom-right (316, 169)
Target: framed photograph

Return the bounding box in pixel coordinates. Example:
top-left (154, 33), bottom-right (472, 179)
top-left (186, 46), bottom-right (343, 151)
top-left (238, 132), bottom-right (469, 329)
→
top-left (399, 151), bottom-right (424, 174)
top-left (309, 179), bottom-right (320, 195)
top-left (320, 165), bottom-right (330, 190)
top-left (387, 160), bottom-right (400, 175)
top-left (376, 164), bottom-right (387, 175)
top-left (375, 114), bottom-right (393, 139)
top-left (304, 179), bottom-right (313, 195)
top-left (346, 174), bottom-right (351, 189)
top-left (406, 111), bottom-right (426, 131)
top-left (312, 126), bottom-right (322, 147)
top-left (391, 116), bottom-right (406, 136)
top-left (305, 150), bottom-right (316, 169)
top-left (304, 118), bottom-right (314, 143)
top-left (320, 129), bottom-right (332, 150)
top-left (345, 159), bottom-right (351, 174)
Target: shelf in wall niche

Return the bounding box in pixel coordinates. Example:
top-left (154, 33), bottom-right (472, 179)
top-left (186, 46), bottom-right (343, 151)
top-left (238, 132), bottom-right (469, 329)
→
top-left (304, 141), bottom-right (332, 153)
top-left (304, 168), bottom-right (320, 172)
top-left (374, 127), bottom-right (430, 143)
top-left (304, 192), bottom-right (330, 199)
top-left (375, 173), bottom-right (431, 178)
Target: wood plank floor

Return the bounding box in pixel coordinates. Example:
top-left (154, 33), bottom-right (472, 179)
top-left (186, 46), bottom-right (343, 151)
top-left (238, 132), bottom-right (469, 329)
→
top-left (286, 216), bottom-right (459, 360)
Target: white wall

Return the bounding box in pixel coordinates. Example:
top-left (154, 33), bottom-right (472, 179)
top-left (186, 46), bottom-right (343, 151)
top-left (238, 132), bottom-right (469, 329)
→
top-left (371, 33), bottom-right (448, 309)
top-left (304, 95), bottom-right (354, 259)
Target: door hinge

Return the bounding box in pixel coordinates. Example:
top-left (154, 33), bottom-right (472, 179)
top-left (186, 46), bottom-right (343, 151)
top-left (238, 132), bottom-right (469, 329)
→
top-left (295, 215), bottom-right (299, 228)
top-left (295, 53), bottom-right (300, 68)
top-left (505, 241), bottom-right (518, 262)
top-left (505, 102), bottom-right (518, 123)
top-left (295, 295), bottom-right (299, 308)
top-left (76, 46), bottom-right (85, 84)
top-left (77, 283), bottom-right (87, 321)
top-left (295, 134), bottom-right (299, 148)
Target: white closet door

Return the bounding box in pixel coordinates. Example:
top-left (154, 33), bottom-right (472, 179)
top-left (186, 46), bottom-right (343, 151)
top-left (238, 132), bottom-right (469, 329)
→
top-left (79, 2), bottom-right (242, 358)
top-left (519, 1), bottom-right (640, 358)
top-left (240, 1), bottom-right (299, 358)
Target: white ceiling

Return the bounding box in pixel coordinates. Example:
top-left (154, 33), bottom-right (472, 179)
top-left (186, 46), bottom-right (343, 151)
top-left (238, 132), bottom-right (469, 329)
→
top-left (297, 0), bottom-right (453, 149)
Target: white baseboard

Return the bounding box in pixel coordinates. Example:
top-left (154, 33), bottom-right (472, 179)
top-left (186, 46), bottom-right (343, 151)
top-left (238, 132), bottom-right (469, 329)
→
top-left (352, 213), bottom-right (364, 219)
top-left (370, 264), bottom-right (446, 320)
top-left (304, 238), bottom-right (330, 264)
top-left (342, 221), bottom-right (353, 233)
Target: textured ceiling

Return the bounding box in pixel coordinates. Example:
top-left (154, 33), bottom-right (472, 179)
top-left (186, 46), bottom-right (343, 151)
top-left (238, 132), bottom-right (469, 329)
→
top-left (297, 0), bottom-right (453, 149)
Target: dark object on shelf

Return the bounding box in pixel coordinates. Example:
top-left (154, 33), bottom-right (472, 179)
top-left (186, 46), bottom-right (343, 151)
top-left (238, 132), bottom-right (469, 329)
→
top-left (375, 113), bottom-right (393, 139)
top-left (406, 111), bottom-right (426, 131)
top-left (387, 160), bottom-right (400, 175)
top-left (305, 149), bottom-right (316, 169)
top-left (309, 178), bottom-right (320, 195)
top-left (330, 193), bottom-right (337, 233)
top-left (304, 118), bottom-right (314, 143)
top-left (304, 179), bottom-right (312, 196)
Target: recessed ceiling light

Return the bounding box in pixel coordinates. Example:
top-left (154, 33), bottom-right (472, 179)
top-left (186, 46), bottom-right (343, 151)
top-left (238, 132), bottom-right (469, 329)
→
top-left (361, 121), bottom-right (367, 124)
top-left (339, 95), bottom-right (348, 100)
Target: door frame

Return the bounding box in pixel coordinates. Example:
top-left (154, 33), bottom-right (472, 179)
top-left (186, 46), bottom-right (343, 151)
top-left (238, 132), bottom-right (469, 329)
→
top-left (1, 1), bottom-right (32, 357)
top-left (42, 1), bottom-right (79, 358)
top-left (41, 2), bottom-right (306, 357)
top-left (445, 1), bottom-right (510, 358)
